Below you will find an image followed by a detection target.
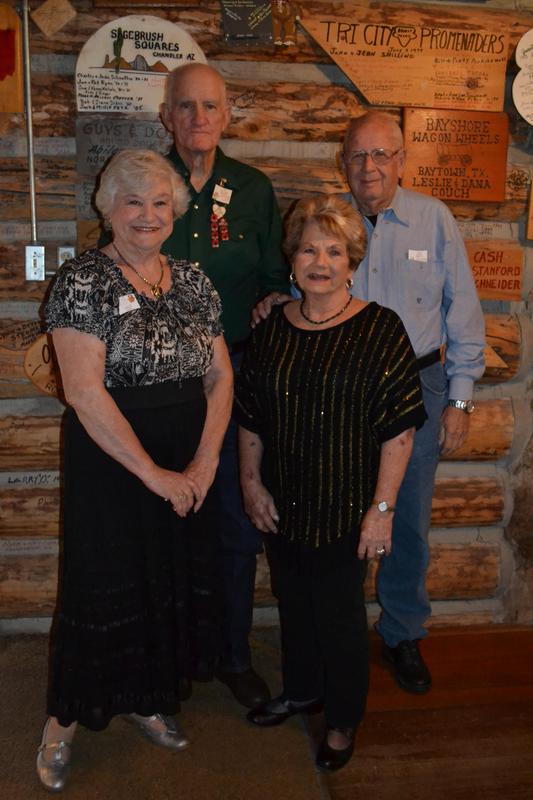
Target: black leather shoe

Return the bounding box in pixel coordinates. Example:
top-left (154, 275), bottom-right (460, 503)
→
top-left (247, 695), bottom-right (324, 727)
top-left (216, 667), bottom-right (271, 709)
top-left (315, 727), bottom-right (355, 772)
top-left (383, 639), bottom-right (431, 694)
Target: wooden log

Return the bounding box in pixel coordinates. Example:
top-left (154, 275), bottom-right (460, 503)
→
top-left (0, 468), bottom-right (504, 544)
top-left (0, 157), bottom-right (75, 222)
top-left (431, 477), bottom-right (504, 527)
top-left (0, 190), bottom-right (76, 222)
top-left (255, 539), bottom-right (501, 606)
top-left (0, 550), bottom-right (57, 617)
top-left (0, 157), bottom-right (75, 193)
top-left (0, 244), bottom-right (61, 303)
top-left (482, 314), bottom-right (521, 383)
top-left (0, 486), bottom-right (60, 537)
top-left (0, 416), bottom-right (61, 470)
top-left (0, 536), bottom-right (501, 617)
top-left (443, 399), bottom-right (513, 461)
top-left (227, 82), bottom-right (367, 142)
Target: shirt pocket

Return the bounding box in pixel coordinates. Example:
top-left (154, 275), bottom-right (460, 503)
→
top-left (224, 218), bottom-right (261, 269)
top-left (396, 256), bottom-right (445, 311)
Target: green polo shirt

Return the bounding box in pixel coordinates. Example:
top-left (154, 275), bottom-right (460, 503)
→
top-left (163, 147), bottom-right (289, 345)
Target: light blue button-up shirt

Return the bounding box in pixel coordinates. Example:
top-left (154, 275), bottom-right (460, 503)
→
top-left (350, 187), bottom-right (485, 401)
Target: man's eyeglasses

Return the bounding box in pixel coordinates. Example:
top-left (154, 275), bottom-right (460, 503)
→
top-left (344, 148), bottom-right (402, 167)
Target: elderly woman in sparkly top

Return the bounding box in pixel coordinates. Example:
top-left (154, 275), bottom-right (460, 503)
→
top-left (36, 149), bottom-right (232, 791)
top-left (235, 195), bottom-right (426, 773)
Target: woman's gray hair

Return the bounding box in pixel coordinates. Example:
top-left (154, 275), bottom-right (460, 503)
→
top-left (95, 149), bottom-right (189, 222)
top-left (283, 195), bottom-right (367, 271)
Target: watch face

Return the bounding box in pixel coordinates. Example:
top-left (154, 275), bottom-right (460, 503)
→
top-left (466, 401), bottom-right (475, 413)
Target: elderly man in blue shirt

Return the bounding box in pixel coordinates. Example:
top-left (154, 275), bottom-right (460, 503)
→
top-left (342, 110), bottom-right (485, 693)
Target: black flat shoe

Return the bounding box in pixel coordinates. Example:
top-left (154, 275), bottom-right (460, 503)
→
top-left (383, 640), bottom-right (431, 694)
top-left (315, 727), bottom-right (355, 773)
top-left (247, 695), bottom-right (323, 727)
top-left (216, 666), bottom-right (271, 709)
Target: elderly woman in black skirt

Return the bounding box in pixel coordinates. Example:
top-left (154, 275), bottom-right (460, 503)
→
top-left (37, 149), bottom-right (232, 791)
top-left (236, 196), bottom-right (426, 772)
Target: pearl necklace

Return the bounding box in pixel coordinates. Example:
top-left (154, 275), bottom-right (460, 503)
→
top-left (113, 244), bottom-right (165, 299)
top-left (300, 295), bottom-right (352, 325)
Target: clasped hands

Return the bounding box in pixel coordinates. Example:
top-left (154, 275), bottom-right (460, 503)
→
top-left (150, 456), bottom-right (219, 518)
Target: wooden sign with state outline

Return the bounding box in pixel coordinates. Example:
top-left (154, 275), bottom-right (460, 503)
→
top-left (298, 6), bottom-right (508, 111)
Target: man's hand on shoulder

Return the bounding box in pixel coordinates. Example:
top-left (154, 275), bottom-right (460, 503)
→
top-left (251, 291), bottom-right (292, 328)
top-left (439, 405), bottom-right (470, 456)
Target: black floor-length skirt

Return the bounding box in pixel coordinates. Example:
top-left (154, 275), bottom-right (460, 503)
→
top-left (47, 379), bottom-right (220, 731)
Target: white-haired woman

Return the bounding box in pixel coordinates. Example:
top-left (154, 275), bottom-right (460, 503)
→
top-left (37, 149), bottom-right (232, 791)
top-left (236, 196), bottom-right (426, 772)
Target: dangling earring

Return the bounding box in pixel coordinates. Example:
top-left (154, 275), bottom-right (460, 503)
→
top-left (346, 277), bottom-right (353, 289)
top-left (289, 272), bottom-right (297, 284)
top-left (103, 218), bottom-right (112, 232)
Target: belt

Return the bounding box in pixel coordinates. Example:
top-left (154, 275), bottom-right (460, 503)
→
top-left (416, 349), bottom-right (441, 371)
top-left (228, 339), bottom-right (248, 356)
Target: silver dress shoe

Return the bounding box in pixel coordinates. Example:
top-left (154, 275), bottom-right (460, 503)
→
top-left (122, 713), bottom-right (189, 751)
top-left (36, 721), bottom-right (71, 793)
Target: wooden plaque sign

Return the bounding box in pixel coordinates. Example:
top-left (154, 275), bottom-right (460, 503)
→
top-left (30, 0), bottom-right (77, 39)
top-left (221, 1), bottom-right (273, 44)
top-left (0, 4), bottom-right (23, 113)
top-left (76, 117), bottom-right (173, 178)
top-left (465, 240), bottom-right (523, 301)
top-left (76, 15), bottom-right (206, 113)
top-left (299, 8), bottom-right (508, 111)
top-left (23, 335), bottom-right (59, 397)
top-left (402, 109), bottom-right (508, 202)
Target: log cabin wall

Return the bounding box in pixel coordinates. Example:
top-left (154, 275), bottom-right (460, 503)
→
top-left (1, 0), bottom-right (532, 628)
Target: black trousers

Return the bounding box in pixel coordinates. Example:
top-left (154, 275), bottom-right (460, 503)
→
top-left (268, 543), bottom-right (369, 729)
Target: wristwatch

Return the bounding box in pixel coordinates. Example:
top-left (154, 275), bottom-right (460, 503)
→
top-left (448, 399), bottom-right (475, 414)
top-left (372, 500), bottom-right (395, 513)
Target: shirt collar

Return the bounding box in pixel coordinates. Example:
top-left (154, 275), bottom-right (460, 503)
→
top-left (348, 186), bottom-right (410, 228)
top-left (386, 186), bottom-right (410, 227)
top-left (167, 146), bottom-right (232, 192)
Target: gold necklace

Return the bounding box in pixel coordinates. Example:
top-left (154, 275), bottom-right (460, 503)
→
top-left (300, 295), bottom-right (352, 325)
top-left (113, 244), bottom-right (165, 299)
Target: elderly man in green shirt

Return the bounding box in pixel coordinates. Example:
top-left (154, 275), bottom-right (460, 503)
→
top-left (161, 63), bottom-right (290, 709)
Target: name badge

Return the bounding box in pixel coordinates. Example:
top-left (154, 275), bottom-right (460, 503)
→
top-left (408, 249), bottom-right (428, 262)
top-left (212, 184), bottom-right (232, 204)
top-left (118, 294), bottom-right (140, 315)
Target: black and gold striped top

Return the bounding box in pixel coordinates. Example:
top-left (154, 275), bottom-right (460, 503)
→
top-left (235, 302), bottom-right (426, 554)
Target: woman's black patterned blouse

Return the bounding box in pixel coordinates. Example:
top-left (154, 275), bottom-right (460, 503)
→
top-left (45, 249), bottom-right (223, 388)
top-left (235, 303), bottom-right (426, 553)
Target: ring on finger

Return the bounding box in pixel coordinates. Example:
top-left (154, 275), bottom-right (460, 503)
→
top-left (376, 546), bottom-right (386, 556)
